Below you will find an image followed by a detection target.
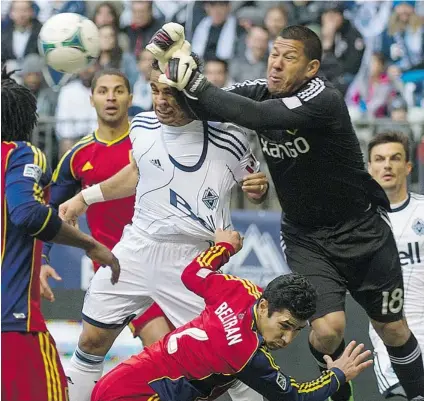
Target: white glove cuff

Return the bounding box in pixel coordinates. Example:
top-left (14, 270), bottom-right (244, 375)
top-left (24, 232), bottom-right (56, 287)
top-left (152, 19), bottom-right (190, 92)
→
top-left (81, 184), bottom-right (105, 205)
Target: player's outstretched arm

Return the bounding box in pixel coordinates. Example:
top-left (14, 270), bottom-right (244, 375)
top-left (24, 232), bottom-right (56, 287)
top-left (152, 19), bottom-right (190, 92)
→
top-left (181, 229), bottom-right (243, 298)
top-left (162, 54), bottom-right (331, 131)
top-left (59, 157), bottom-right (138, 224)
top-left (50, 223), bottom-right (120, 284)
top-left (5, 146), bottom-right (120, 284)
top-left (236, 341), bottom-right (372, 401)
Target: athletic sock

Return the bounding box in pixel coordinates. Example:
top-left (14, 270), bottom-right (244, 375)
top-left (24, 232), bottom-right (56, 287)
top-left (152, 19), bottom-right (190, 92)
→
top-left (386, 333), bottom-right (424, 400)
top-left (227, 379), bottom-right (263, 401)
top-left (66, 346), bottom-right (105, 401)
top-left (309, 339), bottom-right (352, 401)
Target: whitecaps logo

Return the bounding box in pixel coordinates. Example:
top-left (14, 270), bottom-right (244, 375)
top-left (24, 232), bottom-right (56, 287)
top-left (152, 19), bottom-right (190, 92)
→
top-left (223, 225), bottom-right (291, 288)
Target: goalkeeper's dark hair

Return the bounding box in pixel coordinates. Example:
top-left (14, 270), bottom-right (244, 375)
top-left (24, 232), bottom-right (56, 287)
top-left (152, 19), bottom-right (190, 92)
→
top-left (279, 25), bottom-right (322, 62)
top-left (1, 66), bottom-right (38, 142)
top-left (151, 52), bottom-right (204, 73)
top-left (261, 273), bottom-right (317, 320)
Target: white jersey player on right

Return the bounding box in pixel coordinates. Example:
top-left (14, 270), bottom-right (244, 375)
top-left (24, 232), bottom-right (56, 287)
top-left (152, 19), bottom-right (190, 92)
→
top-left (368, 132), bottom-right (424, 398)
top-left (60, 65), bottom-right (268, 401)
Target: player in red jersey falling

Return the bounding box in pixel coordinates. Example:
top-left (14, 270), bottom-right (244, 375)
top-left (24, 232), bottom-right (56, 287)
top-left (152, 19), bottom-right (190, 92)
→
top-left (1, 68), bottom-right (120, 401)
top-left (41, 69), bottom-right (172, 345)
top-left (92, 229), bottom-right (372, 401)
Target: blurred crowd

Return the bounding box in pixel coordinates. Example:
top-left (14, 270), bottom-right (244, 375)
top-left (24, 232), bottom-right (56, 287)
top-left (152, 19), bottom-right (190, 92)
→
top-left (1, 0), bottom-right (423, 192)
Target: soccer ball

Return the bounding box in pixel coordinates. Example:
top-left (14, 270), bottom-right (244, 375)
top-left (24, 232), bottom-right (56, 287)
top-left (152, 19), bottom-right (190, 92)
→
top-left (38, 13), bottom-right (100, 74)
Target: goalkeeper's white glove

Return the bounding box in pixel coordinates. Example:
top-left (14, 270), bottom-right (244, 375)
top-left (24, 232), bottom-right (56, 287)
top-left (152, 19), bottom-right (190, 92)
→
top-left (159, 52), bottom-right (210, 99)
top-left (146, 22), bottom-right (186, 69)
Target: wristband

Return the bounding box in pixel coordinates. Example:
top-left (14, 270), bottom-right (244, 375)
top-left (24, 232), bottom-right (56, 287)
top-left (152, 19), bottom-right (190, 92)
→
top-left (81, 184), bottom-right (105, 205)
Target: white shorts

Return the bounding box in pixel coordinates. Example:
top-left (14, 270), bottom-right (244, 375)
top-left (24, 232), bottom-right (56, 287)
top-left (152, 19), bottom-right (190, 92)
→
top-left (369, 289), bottom-right (424, 397)
top-left (82, 224), bottom-right (209, 328)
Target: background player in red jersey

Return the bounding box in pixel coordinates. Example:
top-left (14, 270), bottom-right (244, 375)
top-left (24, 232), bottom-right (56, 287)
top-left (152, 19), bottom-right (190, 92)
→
top-left (92, 229), bottom-right (372, 401)
top-left (41, 68), bottom-right (172, 346)
top-left (1, 68), bottom-right (120, 401)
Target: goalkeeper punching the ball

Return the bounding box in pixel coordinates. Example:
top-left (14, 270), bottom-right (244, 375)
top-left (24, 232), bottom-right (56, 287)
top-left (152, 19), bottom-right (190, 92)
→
top-left (146, 23), bottom-right (424, 401)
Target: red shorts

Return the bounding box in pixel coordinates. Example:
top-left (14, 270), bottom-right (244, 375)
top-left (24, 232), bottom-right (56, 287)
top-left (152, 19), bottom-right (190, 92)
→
top-left (128, 302), bottom-right (169, 337)
top-left (2, 331), bottom-right (68, 401)
top-left (91, 363), bottom-right (156, 401)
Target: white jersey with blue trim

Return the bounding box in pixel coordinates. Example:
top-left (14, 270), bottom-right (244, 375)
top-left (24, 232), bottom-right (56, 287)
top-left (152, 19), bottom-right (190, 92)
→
top-left (129, 111), bottom-right (259, 242)
top-left (390, 193), bottom-right (424, 321)
top-left (369, 192), bottom-right (424, 397)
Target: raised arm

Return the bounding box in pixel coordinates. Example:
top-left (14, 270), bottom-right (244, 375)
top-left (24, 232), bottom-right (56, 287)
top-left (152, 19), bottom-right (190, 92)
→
top-left (189, 84), bottom-right (331, 131)
top-left (156, 50), bottom-right (334, 131)
top-left (181, 229), bottom-right (243, 301)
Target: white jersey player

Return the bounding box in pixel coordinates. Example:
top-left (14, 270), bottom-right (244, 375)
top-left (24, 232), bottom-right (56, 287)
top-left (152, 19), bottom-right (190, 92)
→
top-left (82, 112), bottom-right (261, 328)
top-left (368, 132), bottom-right (424, 398)
top-left (60, 66), bottom-right (268, 401)
top-left (130, 111), bottom-right (256, 243)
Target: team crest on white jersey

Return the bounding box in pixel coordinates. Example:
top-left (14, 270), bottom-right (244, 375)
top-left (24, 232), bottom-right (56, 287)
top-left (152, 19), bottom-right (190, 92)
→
top-left (412, 218), bottom-right (424, 236)
top-left (202, 188), bottom-right (219, 210)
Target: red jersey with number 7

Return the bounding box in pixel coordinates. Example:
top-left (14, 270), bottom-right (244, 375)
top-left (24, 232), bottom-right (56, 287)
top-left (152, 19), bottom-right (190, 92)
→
top-left (100, 243), bottom-right (347, 401)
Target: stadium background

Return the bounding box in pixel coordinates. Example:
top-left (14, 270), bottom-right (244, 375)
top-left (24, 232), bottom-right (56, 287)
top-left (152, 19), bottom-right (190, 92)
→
top-left (2, 0), bottom-right (423, 400)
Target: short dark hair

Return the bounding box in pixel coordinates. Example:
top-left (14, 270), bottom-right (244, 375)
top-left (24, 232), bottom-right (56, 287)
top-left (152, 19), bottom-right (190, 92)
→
top-left (91, 69), bottom-right (131, 93)
top-left (261, 274), bottom-right (317, 321)
top-left (368, 132), bottom-right (410, 162)
top-left (1, 66), bottom-right (38, 142)
top-left (279, 25), bottom-right (322, 62)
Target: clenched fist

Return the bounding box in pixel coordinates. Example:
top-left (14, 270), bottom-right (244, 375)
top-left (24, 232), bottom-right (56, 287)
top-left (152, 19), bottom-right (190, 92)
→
top-left (215, 228), bottom-right (243, 254)
top-left (146, 22), bottom-right (186, 68)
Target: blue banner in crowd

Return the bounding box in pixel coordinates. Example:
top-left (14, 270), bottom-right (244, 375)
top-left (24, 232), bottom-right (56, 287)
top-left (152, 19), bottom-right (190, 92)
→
top-left (49, 210), bottom-right (290, 290)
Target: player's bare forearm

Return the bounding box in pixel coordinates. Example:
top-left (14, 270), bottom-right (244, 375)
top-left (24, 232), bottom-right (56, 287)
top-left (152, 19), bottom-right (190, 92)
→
top-left (51, 221), bottom-right (97, 251)
top-left (181, 243), bottom-right (234, 296)
top-left (99, 159), bottom-right (138, 201)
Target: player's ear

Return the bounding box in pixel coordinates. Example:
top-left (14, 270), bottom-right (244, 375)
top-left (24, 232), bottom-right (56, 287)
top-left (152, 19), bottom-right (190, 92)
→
top-left (90, 95), bottom-right (94, 107)
top-left (406, 161), bottom-right (413, 176)
top-left (258, 298), bottom-right (269, 314)
top-left (306, 60), bottom-right (320, 78)
top-left (128, 93), bottom-right (133, 107)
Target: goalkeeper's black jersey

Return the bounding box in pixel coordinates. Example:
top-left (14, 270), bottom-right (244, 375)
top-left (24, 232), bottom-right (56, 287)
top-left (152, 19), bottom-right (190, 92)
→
top-left (183, 76), bottom-right (389, 227)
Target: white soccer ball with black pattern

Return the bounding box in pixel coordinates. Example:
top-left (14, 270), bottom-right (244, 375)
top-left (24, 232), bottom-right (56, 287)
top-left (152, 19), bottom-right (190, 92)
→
top-left (38, 13), bottom-right (100, 74)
